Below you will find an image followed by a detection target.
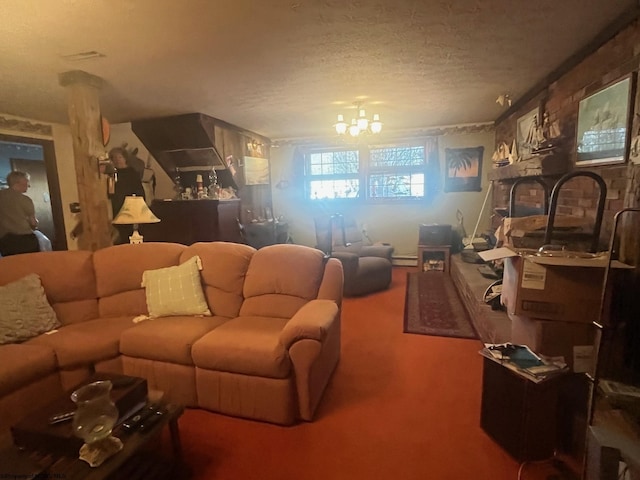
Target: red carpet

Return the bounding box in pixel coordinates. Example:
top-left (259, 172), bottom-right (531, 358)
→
top-left (171, 267), bottom-right (571, 480)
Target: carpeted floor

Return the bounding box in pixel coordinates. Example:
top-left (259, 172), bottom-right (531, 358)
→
top-left (166, 267), bottom-right (576, 480)
top-left (403, 271), bottom-right (477, 339)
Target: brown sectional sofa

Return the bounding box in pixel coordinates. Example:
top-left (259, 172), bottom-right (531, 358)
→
top-left (0, 242), bottom-right (343, 430)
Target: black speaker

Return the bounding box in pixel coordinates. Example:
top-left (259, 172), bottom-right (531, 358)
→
top-left (418, 224), bottom-right (451, 246)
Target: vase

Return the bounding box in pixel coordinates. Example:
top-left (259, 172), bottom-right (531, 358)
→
top-left (71, 380), bottom-right (119, 445)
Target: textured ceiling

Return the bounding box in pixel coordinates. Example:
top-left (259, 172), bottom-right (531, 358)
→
top-left (0, 0), bottom-right (635, 142)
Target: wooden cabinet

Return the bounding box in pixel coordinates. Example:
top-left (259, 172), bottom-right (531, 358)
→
top-left (417, 245), bottom-right (450, 273)
top-left (242, 221), bottom-right (289, 249)
top-left (480, 357), bottom-right (565, 461)
top-left (140, 199), bottom-right (243, 245)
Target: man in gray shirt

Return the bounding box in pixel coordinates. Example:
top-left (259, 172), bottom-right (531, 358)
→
top-left (0, 170), bottom-right (39, 256)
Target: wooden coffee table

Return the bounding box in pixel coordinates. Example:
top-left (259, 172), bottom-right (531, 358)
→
top-left (0, 398), bottom-right (187, 480)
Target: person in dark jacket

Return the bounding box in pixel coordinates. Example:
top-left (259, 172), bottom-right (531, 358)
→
top-left (109, 147), bottom-right (145, 244)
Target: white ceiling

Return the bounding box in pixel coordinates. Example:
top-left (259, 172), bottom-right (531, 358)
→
top-left (0, 0), bottom-right (636, 142)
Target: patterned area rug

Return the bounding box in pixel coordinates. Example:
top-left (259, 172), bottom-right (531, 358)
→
top-left (403, 271), bottom-right (478, 339)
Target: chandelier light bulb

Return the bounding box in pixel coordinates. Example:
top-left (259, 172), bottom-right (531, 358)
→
top-left (370, 113), bottom-right (383, 134)
top-left (333, 101), bottom-right (382, 136)
top-left (335, 114), bottom-right (348, 135)
top-left (348, 118), bottom-right (360, 137)
top-left (357, 109), bottom-right (369, 131)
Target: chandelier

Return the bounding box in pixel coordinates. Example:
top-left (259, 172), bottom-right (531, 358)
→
top-left (334, 102), bottom-right (383, 137)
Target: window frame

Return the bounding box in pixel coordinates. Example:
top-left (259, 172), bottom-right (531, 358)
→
top-left (302, 140), bottom-right (435, 204)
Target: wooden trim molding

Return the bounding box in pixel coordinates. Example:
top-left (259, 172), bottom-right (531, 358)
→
top-left (0, 116), bottom-right (53, 136)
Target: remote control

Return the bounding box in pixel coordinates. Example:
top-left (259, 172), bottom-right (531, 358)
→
top-left (49, 411), bottom-right (75, 425)
top-left (121, 404), bottom-right (158, 432)
top-left (139, 409), bottom-right (165, 433)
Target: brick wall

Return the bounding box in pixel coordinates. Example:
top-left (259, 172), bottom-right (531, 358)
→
top-left (494, 19), bottom-right (640, 250)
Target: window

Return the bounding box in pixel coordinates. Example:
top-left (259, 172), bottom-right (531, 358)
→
top-left (369, 146), bottom-right (425, 199)
top-left (307, 150), bottom-right (360, 199)
top-left (303, 139), bottom-right (437, 202)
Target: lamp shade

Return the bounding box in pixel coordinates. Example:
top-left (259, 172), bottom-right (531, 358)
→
top-left (112, 195), bottom-right (160, 225)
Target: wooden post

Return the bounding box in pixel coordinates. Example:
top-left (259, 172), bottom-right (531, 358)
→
top-left (59, 70), bottom-right (112, 251)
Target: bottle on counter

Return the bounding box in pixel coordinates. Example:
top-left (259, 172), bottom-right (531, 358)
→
top-left (208, 169), bottom-right (219, 199)
top-left (196, 174), bottom-right (204, 198)
top-left (173, 167), bottom-right (183, 200)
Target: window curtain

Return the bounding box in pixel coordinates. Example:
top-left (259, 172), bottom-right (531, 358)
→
top-left (424, 136), bottom-right (440, 202)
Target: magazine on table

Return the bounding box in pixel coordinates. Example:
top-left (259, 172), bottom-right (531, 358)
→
top-left (480, 343), bottom-right (568, 383)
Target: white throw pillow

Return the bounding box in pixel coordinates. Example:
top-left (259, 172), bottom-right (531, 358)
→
top-left (141, 255), bottom-right (212, 318)
top-left (0, 273), bottom-right (60, 345)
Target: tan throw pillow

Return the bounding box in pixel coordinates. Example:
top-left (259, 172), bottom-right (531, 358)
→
top-left (0, 273), bottom-right (60, 345)
top-left (141, 255), bottom-right (212, 318)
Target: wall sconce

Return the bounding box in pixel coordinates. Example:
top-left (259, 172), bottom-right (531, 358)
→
top-left (247, 140), bottom-right (264, 156)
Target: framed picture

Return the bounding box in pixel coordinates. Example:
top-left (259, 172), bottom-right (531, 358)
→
top-left (444, 146), bottom-right (484, 192)
top-left (243, 156), bottom-right (270, 185)
top-left (516, 106), bottom-right (541, 160)
top-left (576, 74), bottom-right (634, 166)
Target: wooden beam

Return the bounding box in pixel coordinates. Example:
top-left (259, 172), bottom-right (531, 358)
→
top-left (58, 70), bottom-right (112, 251)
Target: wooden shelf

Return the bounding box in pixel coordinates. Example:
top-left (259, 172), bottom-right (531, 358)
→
top-left (488, 153), bottom-right (570, 181)
top-left (417, 244), bottom-right (450, 273)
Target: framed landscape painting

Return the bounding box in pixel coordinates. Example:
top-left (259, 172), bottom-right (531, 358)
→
top-left (576, 74), bottom-right (634, 166)
top-left (444, 146), bottom-right (484, 193)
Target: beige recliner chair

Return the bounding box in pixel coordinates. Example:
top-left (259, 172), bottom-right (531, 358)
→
top-left (314, 214), bottom-right (394, 297)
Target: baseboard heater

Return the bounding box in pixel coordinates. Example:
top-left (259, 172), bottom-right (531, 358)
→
top-left (392, 255), bottom-right (418, 267)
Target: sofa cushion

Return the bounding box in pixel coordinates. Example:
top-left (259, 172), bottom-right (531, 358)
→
top-left (93, 243), bottom-right (186, 317)
top-left (26, 316), bottom-right (137, 369)
top-left (0, 274), bottom-right (60, 345)
top-left (0, 251), bottom-right (98, 325)
top-left (0, 344), bottom-right (58, 396)
top-left (192, 316), bottom-right (291, 378)
top-left (142, 255), bottom-right (211, 318)
top-left (240, 244), bottom-right (326, 319)
top-left (182, 242), bottom-right (255, 318)
top-left (120, 316), bottom-right (229, 365)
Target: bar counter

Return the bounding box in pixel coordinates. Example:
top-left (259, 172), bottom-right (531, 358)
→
top-left (140, 198), bottom-right (243, 245)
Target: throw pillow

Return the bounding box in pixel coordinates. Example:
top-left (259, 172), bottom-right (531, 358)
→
top-left (0, 273), bottom-right (60, 345)
top-left (141, 255), bottom-right (212, 318)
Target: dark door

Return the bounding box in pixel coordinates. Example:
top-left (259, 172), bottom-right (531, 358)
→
top-left (0, 135), bottom-right (67, 250)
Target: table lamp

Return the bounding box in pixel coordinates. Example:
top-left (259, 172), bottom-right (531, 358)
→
top-left (112, 195), bottom-right (160, 244)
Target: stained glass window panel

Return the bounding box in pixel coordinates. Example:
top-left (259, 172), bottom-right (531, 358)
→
top-left (369, 173), bottom-right (424, 198)
top-left (370, 146), bottom-right (425, 168)
top-left (308, 151), bottom-right (359, 175)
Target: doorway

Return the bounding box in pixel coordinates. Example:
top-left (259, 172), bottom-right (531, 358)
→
top-left (0, 135), bottom-right (67, 250)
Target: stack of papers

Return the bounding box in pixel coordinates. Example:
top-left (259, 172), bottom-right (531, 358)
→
top-left (481, 343), bottom-right (568, 383)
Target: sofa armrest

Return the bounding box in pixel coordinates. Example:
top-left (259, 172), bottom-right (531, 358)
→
top-left (360, 244), bottom-right (394, 260)
top-left (279, 299), bottom-right (339, 350)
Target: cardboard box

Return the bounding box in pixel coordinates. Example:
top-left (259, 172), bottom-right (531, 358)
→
top-left (510, 313), bottom-right (595, 371)
top-left (479, 247), bottom-right (632, 324)
top-left (498, 215), bottom-right (591, 250)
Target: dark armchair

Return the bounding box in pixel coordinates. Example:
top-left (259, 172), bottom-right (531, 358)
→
top-left (314, 214), bottom-right (394, 297)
